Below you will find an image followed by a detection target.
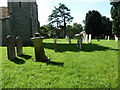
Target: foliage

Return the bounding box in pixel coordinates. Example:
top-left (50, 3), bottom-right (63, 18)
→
top-left (66, 23), bottom-right (83, 37)
top-left (102, 16), bottom-right (112, 36)
top-left (40, 24), bottom-right (56, 38)
top-left (85, 10), bottom-right (103, 40)
top-left (110, 1), bottom-right (120, 38)
top-left (1, 39), bottom-right (118, 88)
top-left (72, 23), bottom-right (83, 34)
top-left (48, 3), bottom-right (73, 36)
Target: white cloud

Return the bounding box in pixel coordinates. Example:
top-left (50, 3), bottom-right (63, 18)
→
top-left (0, 0), bottom-right (7, 7)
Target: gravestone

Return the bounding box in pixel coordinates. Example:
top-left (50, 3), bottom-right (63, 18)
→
top-left (16, 36), bottom-right (23, 56)
top-left (88, 34), bottom-right (92, 43)
top-left (65, 36), bottom-right (71, 44)
top-left (85, 34), bottom-right (88, 43)
top-left (115, 35), bottom-right (118, 42)
top-left (31, 33), bottom-right (49, 62)
top-left (6, 35), bottom-right (16, 60)
top-left (82, 31), bottom-right (88, 43)
top-left (77, 35), bottom-right (83, 49)
top-left (75, 34), bottom-right (83, 49)
top-left (107, 36), bottom-right (110, 41)
top-left (53, 38), bottom-right (57, 52)
top-left (68, 37), bottom-right (71, 44)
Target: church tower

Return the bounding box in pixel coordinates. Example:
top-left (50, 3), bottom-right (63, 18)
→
top-left (8, 0), bottom-right (40, 45)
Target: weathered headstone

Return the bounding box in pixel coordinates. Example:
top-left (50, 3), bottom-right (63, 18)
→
top-left (53, 38), bottom-right (57, 52)
top-left (6, 35), bottom-right (16, 60)
top-left (115, 35), bottom-right (118, 42)
top-left (16, 36), bottom-right (23, 56)
top-left (31, 33), bottom-right (49, 62)
top-left (66, 36), bottom-right (71, 44)
top-left (105, 36), bottom-right (107, 39)
top-left (85, 34), bottom-right (88, 43)
top-left (107, 36), bottom-right (110, 41)
top-left (75, 34), bottom-right (83, 49)
top-left (77, 35), bottom-right (82, 49)
top-left (82, 31), bottom-right (88, 43)
top-left (88, 34), bottom-right (92, 43)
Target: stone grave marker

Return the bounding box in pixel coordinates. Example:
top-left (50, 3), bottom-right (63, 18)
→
top-left (107, 36), bottom-right (110, 41)
top-left (53, 38), bottom-right (57, 52)
top-left (75, 34), bottom-right (83, 49)
top-left (88, 34), bottom-right (92, 43)
top-left (115, 35), bottom-right (118, 42)
top-left (31, 33), bottom-right (49, 62)
top-left (16, 36), bottom-right (23, 56)
top-left (77, 35), bottom-right (83, 49)
top-left (6, 35), bottom-right (16, 60)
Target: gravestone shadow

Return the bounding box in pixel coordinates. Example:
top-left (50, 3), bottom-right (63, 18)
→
top-left (19, 54), bottom-right (32, 60)
top-left (44, 43), bottom-right (79, 52)
top-left (44, 43), bottom-right (118, 52)
top-left (10, 57), bottom-right (25, 64)
top-left (46, 61), bottom-right (64, 67)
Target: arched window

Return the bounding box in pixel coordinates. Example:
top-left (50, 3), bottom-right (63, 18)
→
top-left (19, 2), bottom-right (21, 7)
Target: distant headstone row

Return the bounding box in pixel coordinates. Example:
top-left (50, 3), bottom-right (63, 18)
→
top-left (6, 35), bottom-right (23, 60)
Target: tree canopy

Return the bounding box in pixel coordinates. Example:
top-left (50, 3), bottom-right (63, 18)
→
top-left (84, 10), bottom-right (103, 40)
top-left (48, 3), bottom-right (73, 37)
top-left (110, 1), bottom-right (120, 38)
top-left (102, 16), bottom-right (112, 36)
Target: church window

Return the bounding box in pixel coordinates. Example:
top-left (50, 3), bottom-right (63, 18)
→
top-left (19, 2), bottom-right (21, 7)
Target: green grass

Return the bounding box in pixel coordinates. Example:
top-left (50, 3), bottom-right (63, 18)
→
top-left (1, 39), bottom-right (119, 88)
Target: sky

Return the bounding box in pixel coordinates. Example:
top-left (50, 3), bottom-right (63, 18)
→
top-left (0, 0), bottom-right (113, 26)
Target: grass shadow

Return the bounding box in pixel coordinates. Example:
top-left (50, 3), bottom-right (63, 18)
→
top-left (46, 61), bottom-right (64, 67)
top-left (44, 43), bottom-right (79, 52)
top-left (44, 43), bottom-right (118, 52)
top-left (19, 54), bottom-right (32, 60)
top-left (10, 57), bottom-right (25, 64)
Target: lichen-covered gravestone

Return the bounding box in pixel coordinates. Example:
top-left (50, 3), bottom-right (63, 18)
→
top-left (16, 36), bottom-right (23, 56)
top-left (6, 35), bottom-right (16, 60)
top-left (31, 33), bottom-right (49, 62)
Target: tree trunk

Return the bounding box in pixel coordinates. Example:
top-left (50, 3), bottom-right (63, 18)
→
top-left (63, 17), bottom-right (66, 37)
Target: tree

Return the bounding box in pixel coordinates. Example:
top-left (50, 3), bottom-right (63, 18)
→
top-left (110, 1), bottom-right (120, 38)
top-left (84, 10), bottom-right (103, 41)
top-left (40, 24), bottom-right (56, 38)
top-left (48, 3), bottom-right (73, 37)
top-left (72, 23), bottom-right (83, 34)
top-left (102, 16), bottom-right (112, 37)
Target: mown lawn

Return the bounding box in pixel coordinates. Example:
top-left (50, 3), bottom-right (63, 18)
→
top-left (1, 39), bottom-right (119, 88)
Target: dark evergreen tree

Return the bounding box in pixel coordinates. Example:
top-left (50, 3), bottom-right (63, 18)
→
top-left (85, 10), bottom-right (103, 41)
top-left (102, 16), bottom-right (112, 37)
top-left (110, 1), bottom-right (120, 38)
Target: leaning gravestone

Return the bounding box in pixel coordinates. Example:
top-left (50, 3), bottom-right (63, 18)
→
top-left (6, 35), bottom-right (16, 60)
top-left (16, 36), bottom-right (23, 56)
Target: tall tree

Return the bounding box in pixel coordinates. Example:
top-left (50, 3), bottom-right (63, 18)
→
top-left (48, 3), bottom-right (73, 37)
top-left (72, 23), bottom-right (83, 34)
top-left (102, 16), bottom-right (112, 37)
top-left (85, 10), bottom-right (103, 41)
top-left (110, 1), bottom-right (120, 38)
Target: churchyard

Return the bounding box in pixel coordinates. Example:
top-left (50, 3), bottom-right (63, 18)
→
top-left (1, 38), bottom-right (118, 88)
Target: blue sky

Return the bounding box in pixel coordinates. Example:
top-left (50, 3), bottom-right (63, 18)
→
top-left (0, 0), bottom-right (112, 26)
